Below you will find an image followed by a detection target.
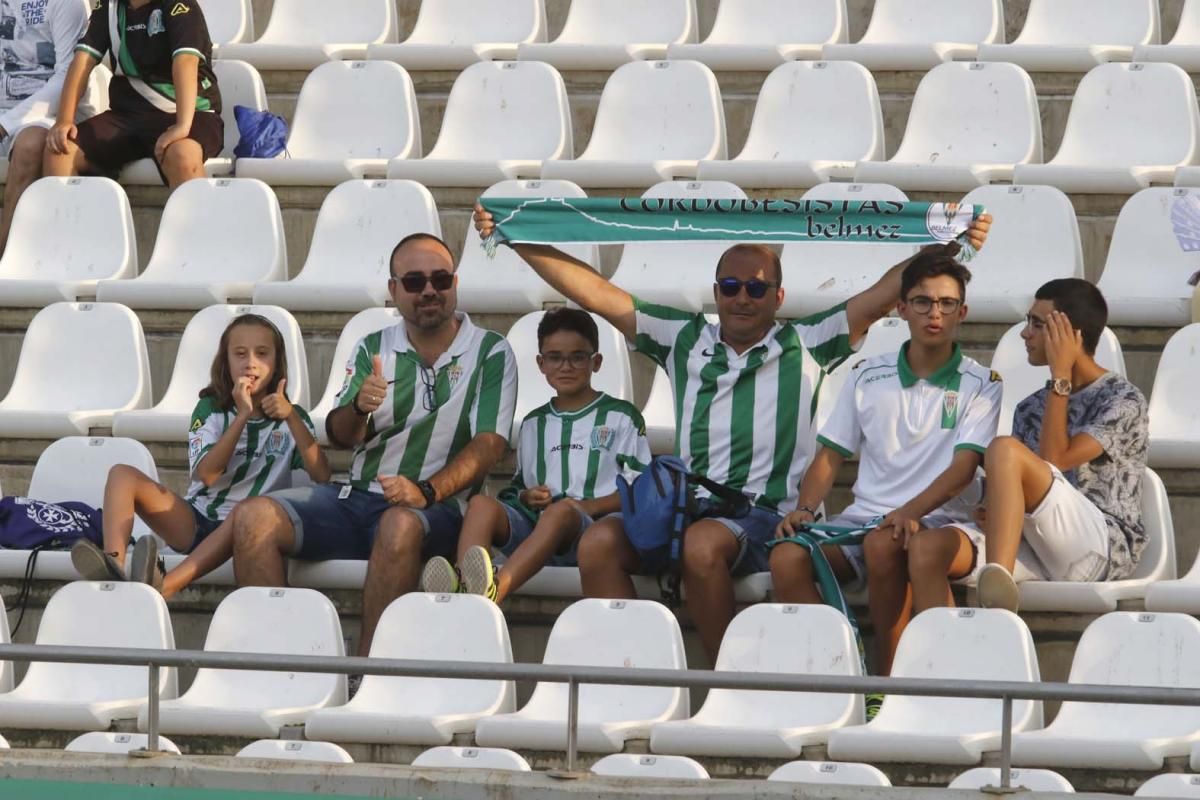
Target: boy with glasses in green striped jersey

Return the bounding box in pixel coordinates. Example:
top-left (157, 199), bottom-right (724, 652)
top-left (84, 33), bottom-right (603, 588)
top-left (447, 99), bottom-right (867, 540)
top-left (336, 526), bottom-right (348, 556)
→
top-left (422, 308), bottom-right (651, 603)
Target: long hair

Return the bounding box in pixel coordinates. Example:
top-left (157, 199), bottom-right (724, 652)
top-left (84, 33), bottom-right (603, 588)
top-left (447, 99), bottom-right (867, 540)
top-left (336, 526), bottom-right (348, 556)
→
top-left (199, 314), bottom-right (289, 411)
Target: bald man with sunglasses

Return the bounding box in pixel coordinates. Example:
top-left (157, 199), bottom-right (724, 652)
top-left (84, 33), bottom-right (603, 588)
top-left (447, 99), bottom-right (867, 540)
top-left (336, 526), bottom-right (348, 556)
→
top-left (473, 205), bottom-right (991, 666)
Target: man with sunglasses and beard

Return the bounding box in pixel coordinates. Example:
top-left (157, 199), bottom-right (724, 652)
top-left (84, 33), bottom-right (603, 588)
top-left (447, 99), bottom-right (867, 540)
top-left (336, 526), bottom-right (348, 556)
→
top-left (474, 205), bottom-right (991, 667)
top-left (229, 233), bottom-right (517, 662)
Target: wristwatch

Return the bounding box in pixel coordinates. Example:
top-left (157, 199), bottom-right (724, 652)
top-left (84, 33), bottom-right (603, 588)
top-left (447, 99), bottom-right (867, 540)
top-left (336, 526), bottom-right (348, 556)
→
top-left (416, 480), bottom-right (438, 509)
top-left (1048, 377), bottom-right (1073, 397)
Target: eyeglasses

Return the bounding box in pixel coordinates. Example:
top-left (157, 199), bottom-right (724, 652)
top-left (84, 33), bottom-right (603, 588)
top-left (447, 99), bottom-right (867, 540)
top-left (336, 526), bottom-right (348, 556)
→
top-left (907, 295), bottom-right (963, 315)
top-left (715, 277), bottom-right (778, 299)
top-left (419, 365), bottom-right (439, 412)
top-left (394, 270), bottom-right (454, 294)
top-left (540, 351), bottom-right (597, 370)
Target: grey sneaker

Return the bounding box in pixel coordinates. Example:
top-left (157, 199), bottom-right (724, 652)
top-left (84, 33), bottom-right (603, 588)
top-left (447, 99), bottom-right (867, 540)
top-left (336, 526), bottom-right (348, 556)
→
top-left (71, 539), bottom-right (125, 582)
top-left (420, 556), bottom-right (460, 594)
top-left (131, 536), bottom-right (164, 592)
top-left (977, 563), bottom-right (1020, 613)
top-left (459, 545), bottom-right (497, 602)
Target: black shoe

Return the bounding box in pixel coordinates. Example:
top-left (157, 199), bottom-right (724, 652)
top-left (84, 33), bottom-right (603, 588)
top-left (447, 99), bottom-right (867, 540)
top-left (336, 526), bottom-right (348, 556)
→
top-left (71, 539), bottom-right (126, 582)
top-left (131, 536), bottom-right (164, 592)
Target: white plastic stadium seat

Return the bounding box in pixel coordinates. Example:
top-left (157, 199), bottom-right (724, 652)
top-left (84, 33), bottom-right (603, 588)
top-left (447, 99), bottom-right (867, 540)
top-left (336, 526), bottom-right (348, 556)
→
top-left (610, 181), bottom-right (746, 311)
top-left (697, 61), bottom-right (882, 188)
top-left (65, 732), bottom-right (182, 755)
top-left (0, 177), bottom-right (136, 306)
top-left (823, 0), bottom-right (1005, 70)
top-left (1098, 188), bottom-right (1200, 327)
top-left (387, 61), bottom-right (571, 187)
top-left (236, 739), bottom-right (353, 763)
top-left (958, 185), bottom-right (1084, 324)
top-left (237, 62), bottom-right (419, 185)
top-left (0, 303), bottom-right (150, 438)
top-left (306, 308), bottom-right (401, 445)
top-left (215, 0), bottom-right (397, 69)
top-left (113, 305), bottom-right (310, 442)
top-left (1137, 774), bottom-right (1200, 798)
top-left (367, 0), bottom-right (546, 69)
top-left (949, 767), bottom-right (1074, 792)
top-left (198, 0), bottom-right (253, 45)
top-left (828, 609), bottom-right (1043, 765)
top-left (1135, 0), bottom-right (1200, 71)
top-left (518, 0), bottom-right (696, 70)
top-left (1148, 325), bottom-right (1200, 469)
top-left (816, 317), bottom-right (912, 433)
top-left (0, 594), bottom-right (11, 692)
top-left (97, 179), bottom-right (284, 309)
top-left (305, 594), bottom-right (514, 745)
top-left (120, 59), bottom-right (268, 184)
top-left (651, 605), bottom-right (862, 758)
top-left (768, 761), bottom-right (892, 787)
top-left (591, 754), bottom-right (709, 780)
top-left (254, 180), bottom-right (440, 312)
top-left (1012, 612), bottom-right (1200, 770)
top-left (778, 183), bottom-right (914, 319)
top-left (457, 180), bottom-right (599, 313)
top-left (1149, 551), bottom-right (1200, 615)
top-left (854, 62), bottom-right (1042, 191)
top-left (505, 311), bottom-right (634, 441)
top-left (540, 61), bottom-right (724, 187)
top-left (978, 0), bottom-right (1158, 71)
top-left (0, 735), bottom-right (8, 748)
top-left (475, 599), bottom-right (689, 753)
top-left (1013, 64), bottom-right (1200, 193)
top-left (0, 583), bottom-right (177, 731)
top-left (411, 746), bottom-right (531, 772)
top-left (145, 588), bottom-right (346, 738)
top-left (990, 322), bottom-right (1126, 436)
top-left (666, 0), bottom-right (847, 70)
top-left (643, 366), bottom-right (676, 455)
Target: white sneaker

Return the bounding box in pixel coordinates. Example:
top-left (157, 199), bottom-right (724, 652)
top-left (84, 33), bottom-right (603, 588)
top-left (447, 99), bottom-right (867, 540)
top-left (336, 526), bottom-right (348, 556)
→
top-left (977, 563), bottom-right (1020, 613)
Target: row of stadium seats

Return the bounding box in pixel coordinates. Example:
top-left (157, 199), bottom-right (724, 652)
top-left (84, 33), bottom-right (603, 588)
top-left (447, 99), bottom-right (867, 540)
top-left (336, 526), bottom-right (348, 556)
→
top-left (1, 175), bottom-right (1196, 327)
top-left (197, 0), bottom-right (1200, 74)
top-left (2, 587), bottom-right (1200, 773)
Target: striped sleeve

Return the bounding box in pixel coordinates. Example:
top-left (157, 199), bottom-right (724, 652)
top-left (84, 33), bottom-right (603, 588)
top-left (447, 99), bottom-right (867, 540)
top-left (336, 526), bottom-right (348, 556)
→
top-left (75, 0), bottom-right (110, 59)
top-left (469, 336), bottom-right (518, 441)
top-left (613, 407), bottom-right (651, 482)
top-left (335, 333), bottom-right (380, 410)
top-left (187, 397), bottom-right (224, 475)
top-left (632, 296), bottom-right (699, 369)
top-left (166, 1), bottom-right (211, 62)
top-left (791, 302), bottom-right (856, 371)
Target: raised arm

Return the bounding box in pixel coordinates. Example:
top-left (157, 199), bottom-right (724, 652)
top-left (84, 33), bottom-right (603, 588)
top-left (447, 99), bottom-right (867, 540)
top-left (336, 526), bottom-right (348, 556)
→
top-left (474, 203), bottom-right (636, 340)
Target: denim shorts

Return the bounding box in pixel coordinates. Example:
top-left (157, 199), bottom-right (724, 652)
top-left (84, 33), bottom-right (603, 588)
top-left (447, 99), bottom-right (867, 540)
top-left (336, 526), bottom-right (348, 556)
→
top-left (267, 482), bottom-right (463, 561)
top-left (609, 505), bottom-right (783, 576)
top-left (497, 502), bottom-right (593, 568)
top-left (188, 505), bottom-right (223, 553)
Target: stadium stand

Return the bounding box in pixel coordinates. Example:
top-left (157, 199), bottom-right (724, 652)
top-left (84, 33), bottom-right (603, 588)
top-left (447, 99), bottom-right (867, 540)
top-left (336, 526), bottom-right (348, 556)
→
top-left (1147, 323), bottom-right (1200, 468)
top-left (304, 593), bottom-right (515, 745)
top-left (411, 746), bottom-right (531, 772)
top-left (1137, 0), bottom-right (1200, 70)
top-left (948, 767), bottom-right (1075, 791)
top-left (666, 0), bottom-right (848, 70)
top-left (767, 760), bottom-right (892, 787)
top-left (235, 61), bottom-right (421, 185)
top-left (1136, 774), bottom-right (1200, 798)
top-left (978, 0), bottom-right (1160, 70)
top-left (97, 179), bottom-right (287, 309)
top-left (852, 62), bottom-right (1042, 191)
top-left (236, 739), bottom-right (354, 764)
top-left (591, 754), bottom-right (710, 780)
top-left (539, 60), bottom-right (726, 187)
top-left (215, 0), bottom-right (399, 69)
top-left (0, 177), bottom-right (136, 307)
top-left (517, 0), bottom-right (697, 69)
top-left (695, 60), bottom-right (884, 188)
top-left (367, 0), bottom-right (547, 70)
top-left (64, 732), bottom-right (182, 755)
top-left (197, 0), bottom-right (254, 46)
top-left (822, 0), bottom-right (1005, 69)
top-left (386, 61), bottom-right (572, 187)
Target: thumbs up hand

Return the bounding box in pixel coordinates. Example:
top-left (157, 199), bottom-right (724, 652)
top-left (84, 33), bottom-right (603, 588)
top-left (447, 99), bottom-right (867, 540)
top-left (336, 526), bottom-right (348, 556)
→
top-left (262, 378), bottom-right (293, 420)
top-left (355, 355), bottom-right (389, 415)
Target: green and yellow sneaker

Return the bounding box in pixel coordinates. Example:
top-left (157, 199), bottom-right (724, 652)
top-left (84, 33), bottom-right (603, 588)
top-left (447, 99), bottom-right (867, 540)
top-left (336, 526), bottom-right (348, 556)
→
top-left (865, 693), bottom-right (885, 722)
top-left (420, 555), bottom-right (460, 594)
top-left (460, 545), bottom-right (498, 602)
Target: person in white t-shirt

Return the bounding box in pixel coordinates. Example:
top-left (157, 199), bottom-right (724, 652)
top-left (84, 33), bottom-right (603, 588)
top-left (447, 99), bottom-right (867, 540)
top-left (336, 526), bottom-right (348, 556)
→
top-left (770, 251), bottom-right (1002, 683)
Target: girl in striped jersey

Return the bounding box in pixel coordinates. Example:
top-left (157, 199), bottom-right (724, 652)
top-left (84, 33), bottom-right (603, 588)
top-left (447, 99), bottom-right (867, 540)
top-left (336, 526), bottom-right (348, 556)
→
top-left (421, 309), bottom-right (650, 603)
top-left (71, 314), bottom-right (330, 595)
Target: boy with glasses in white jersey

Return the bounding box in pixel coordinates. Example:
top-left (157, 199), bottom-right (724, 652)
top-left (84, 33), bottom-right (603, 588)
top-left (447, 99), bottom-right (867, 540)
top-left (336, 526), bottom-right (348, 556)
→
top-left (421, 308), bottom-right (651, 603)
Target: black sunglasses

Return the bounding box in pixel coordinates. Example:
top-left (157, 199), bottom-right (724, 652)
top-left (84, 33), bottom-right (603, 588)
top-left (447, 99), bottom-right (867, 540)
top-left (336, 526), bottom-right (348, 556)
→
top-left (394, 270), bottom-right (454, 294)
top-left (716, 277), bottom-right (778, 299)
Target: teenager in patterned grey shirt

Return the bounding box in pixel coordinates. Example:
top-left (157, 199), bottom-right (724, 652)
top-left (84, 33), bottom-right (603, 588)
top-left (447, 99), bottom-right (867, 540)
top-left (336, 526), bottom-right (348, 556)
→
top-left (976, 279), bottom-right (1148, 613)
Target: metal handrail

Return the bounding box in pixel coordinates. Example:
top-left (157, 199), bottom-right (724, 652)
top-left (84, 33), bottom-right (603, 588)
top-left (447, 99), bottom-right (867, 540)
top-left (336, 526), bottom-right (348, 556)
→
top-left (2, 642), bottom-right (1197, 788)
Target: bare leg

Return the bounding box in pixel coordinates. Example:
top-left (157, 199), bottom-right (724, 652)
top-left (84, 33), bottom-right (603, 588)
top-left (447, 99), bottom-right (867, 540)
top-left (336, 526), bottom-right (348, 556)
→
top-left (769, 542), bottom-right (823, 604)
top-left (494, 500), bottom-right (584, 604)
top-left (0, 127), bottom-right (47, 253)
top-left (456, 495), bottom-right (509, 563)
top-left (680, 520), bottom-right (745, 667)
top-left (577, 516), bottom-right (639, 600)
top-left (230, 497), bottom-right (294, 587)
top-left (908, 527), bottom-right (977, 613)
top-left (983, 436), bottom-right (1055, 570)
top-left (159, 138), bottom-right (206, 188)
top-left (863, 529), bottom-right (912, 677)
top-left (102, 465), bottom-right (196, 568)
top-left (358, 507), bottom-right (425, 657)
top-left (161, 518), bottom-right (234, 600)
top-left (42, 134), bottom-right (89, 178)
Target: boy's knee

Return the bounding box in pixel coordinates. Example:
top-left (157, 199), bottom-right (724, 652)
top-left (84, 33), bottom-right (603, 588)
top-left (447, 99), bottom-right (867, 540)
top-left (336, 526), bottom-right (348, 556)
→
top-left (906, 530), bottom-right (953, 576)
top-left (161, 138), bottom-right (202, 170)
top-left (11, 127), bottom-right (46, 166)
top-left (864, 528), bottom-right (905, 573)
top-left (768, 541), bottom-right (812, 575)
top-left (985, 435), bottom-right (1025, 467)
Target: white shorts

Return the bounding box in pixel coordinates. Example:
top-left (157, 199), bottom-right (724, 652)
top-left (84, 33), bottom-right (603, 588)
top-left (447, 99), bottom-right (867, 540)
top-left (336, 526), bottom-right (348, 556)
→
top-left (1013, 465), bottom-right (1111, 582)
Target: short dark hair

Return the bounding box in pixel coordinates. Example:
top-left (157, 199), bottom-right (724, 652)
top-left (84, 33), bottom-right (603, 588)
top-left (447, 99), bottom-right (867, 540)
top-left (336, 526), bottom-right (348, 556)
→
top-left (1035, 278), bottom-right (1108, 355)
top-left (389, 233), bottom-right (455, 277)
top-left (715, 243), bottom-right (783, 285)
top-left (900, 250), bottom-right (972, 301)
top-left (537, 307), bottom-right (599, 352)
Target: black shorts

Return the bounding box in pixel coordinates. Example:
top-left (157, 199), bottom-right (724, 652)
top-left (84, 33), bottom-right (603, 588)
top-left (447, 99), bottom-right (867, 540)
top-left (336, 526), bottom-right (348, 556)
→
top-left (75, 108), bottom-right (224, 178)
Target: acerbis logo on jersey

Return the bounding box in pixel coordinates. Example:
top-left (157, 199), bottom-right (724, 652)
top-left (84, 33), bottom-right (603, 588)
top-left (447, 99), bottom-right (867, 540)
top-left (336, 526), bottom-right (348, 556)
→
top-left (170, 2), bottom-right (189, 15)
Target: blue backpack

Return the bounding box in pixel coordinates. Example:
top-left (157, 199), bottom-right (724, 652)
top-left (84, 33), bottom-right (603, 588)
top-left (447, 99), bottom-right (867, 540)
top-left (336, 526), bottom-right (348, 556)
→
top-left (616, 456), bottom-right (750, 605)
top-left (233, 105), bottom-right (289, 159)
top-left (0, 497), bottom-right (103, 550)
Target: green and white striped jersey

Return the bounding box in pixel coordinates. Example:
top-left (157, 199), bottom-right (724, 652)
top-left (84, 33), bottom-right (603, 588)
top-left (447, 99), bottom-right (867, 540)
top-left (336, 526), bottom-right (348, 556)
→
top-left (336, 313), bottom-right (518, 496)
top-left (633, 297), bottom-right (856, 513)
top-left (186, 397), bottom-right (315, 522)
top-left (500, 392), bottom-right (651, 520)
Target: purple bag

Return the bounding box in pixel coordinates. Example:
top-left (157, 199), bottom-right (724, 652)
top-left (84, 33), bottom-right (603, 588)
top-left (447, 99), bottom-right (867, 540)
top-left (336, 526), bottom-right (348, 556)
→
top-left (0, 497), bottom-right (104, 550)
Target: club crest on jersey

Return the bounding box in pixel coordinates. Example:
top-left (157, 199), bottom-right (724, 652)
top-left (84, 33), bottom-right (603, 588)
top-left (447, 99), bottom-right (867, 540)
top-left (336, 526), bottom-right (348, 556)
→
top-left (941, 390), bottom-right (960, 429)
top-left (148, 9), bottom-right (165, 35)
top-left (446, 362), bottom-right (464, 389)
top-left (590, 426), bottom-right (616, 451)
top-left (264, 430), bottom-right (287, 456)
top-left (337, 365), bottom-right (354, 397)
